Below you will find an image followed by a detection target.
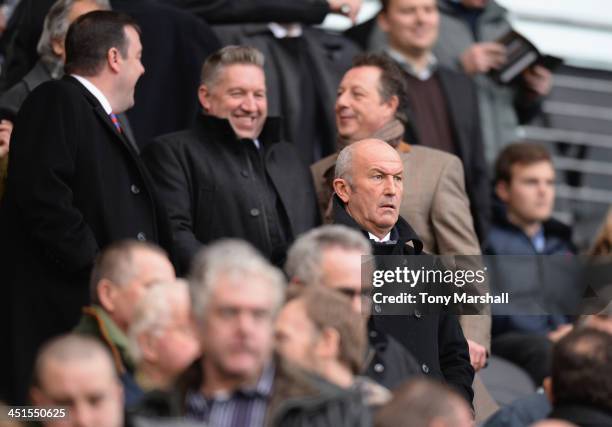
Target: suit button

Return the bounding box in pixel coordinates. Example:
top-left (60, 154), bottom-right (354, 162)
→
top-left (130, 184), bottom-right (140, 195)
top-left (414, 309), bottom-right (422, 318)
top-left (374, 363), bottom-right (384, 373)
top-left (369, 330), bottom-right (378, 339)
top-left (241, 170), bottom-right (249, 178)
top-left (422, 363), bottom-right (430, 374)
top-left (250, 208), bottom-right (260, 217)
top-left (137, 232), bottom-right (147, 241)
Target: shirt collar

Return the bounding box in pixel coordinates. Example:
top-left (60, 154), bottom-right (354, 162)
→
top-left (268, 22), bottom-right (303, 39)
top-left (385, 47), bottom-right (438, 81)
top-left (368, 231), bottom-right (391, 243)
top-left (71, 74), bottom-right (113, 114)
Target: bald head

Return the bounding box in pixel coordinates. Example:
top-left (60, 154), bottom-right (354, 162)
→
top-left (31, 334), bottom-right (124, 427)
top-left (334, 139), bottom-right (403, 238)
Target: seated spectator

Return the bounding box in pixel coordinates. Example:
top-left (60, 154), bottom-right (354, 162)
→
top-left (485, 142), bottom-right (575, 385)
top-left (213, 21), bottom-right (360, 164)
top-left (136, 240), bottom-right (370, 427)
top-left (30, 334), bottom-right (125, 427)
top-left (142, 46), bottom-right (319, 274)
top-left (377, 0), bottom-right (490, 241)
top-left (128, 280), bottom-right (200, 392)
top-left (331, 139), bottom-right (475, 404)
top-left (543, 328), bottom-right (612, 426)
top-left (433, 0), bottom-right (553, 165)
top-left (375, 377), bottom-right (474, 427)
top-left (275, 285), bottom-right (391, 406)
top-left (74, 240), bottom-right (176, 405)
top-left (285, 225), bottom-right (421, 391)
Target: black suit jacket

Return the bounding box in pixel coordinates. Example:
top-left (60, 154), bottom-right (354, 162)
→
top-left (0, 76), bottom-right (172, 404)
top-left (141, 114), bottom-right (320, 274)
top-left (332, 197), bottom-right (475, 404)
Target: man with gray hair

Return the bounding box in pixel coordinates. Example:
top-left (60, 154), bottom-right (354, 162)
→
top-left (285, 224), bottom-right (420, 391)
top-left (142, 45), bottom-right (319, 274)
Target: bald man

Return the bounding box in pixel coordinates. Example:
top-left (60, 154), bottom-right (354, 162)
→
top-left (30, 334), bottom-right (124, 427)
top-left (332, 139), bottom-right (475, 405)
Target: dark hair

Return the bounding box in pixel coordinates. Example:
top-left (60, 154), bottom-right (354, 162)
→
top-left (351, 52), bottom-right (410, 125)
top-left (89, 240), bottom-right (167, 304)
top-left (64, 10), bottom-right (140, 76)
top-left (552, 328), bottom-right (612, 411)
top-left (380, 0), bottom-right (391, 11)
top-left (494, 142), bottom-right (552, 184)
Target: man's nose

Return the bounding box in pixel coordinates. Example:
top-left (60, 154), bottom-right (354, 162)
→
top-left (242, 94), bottom-right (257, 112)
top-left (383, 176), bottom-right (397, 194)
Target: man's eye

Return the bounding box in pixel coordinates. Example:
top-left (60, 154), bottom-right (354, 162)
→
top-left (373, 175), bottom-right (383, 180)
top-left (394, 175), bottom-right (402, 182)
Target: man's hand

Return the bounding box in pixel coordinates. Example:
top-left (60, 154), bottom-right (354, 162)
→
top-left (522, 65), bottom-right (553, 97)
top-left (327, 0), bottom-right (362, 23)
top-left (467, 339), bottom-right (488, 372)
top-left (460, 42), bottom-right (507, 75)
top-left (0, 119), bottom-right (13, 158)
top-left (548, 323), bottom-right (573, 343)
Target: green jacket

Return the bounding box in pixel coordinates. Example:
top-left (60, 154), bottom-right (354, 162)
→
top-left (73, 305), bottom-right (135, 375)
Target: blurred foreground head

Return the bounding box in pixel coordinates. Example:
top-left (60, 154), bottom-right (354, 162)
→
top-left (30, 334), bottom-right (123, 427)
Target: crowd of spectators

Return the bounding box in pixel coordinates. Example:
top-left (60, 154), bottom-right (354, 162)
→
top-left (0, 0), bottom-right (610, 426)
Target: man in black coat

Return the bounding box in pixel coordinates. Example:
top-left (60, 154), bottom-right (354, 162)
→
top-left (331, 138), bottom-right (474, 404)
top-left (0, 11), bottom-right (172, 404)
top-left (141, 46), bottom-right (320, 275)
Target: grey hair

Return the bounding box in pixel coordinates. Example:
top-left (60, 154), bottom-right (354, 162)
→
top-left (200, 45), bottom-right (265, 87)
top-left (189, 239), bottom-right (286, 324)
top-left (37, 0), bottom-right (111, 71)
top-left (335, 143), bottom-right (356, 184)
top-left (285, 225), bottom-right (371, 287)
top-left (128, 279), bottom-right (190, 364)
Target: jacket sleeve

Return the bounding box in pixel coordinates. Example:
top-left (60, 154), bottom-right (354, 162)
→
top-left (431, 155), bottom-right (481, 256)
top-left (165, 0), bottom-right (330, 24)
top-left (9, 84), bottom-right (99, 275)
top-left (141, 139), bottom-right (202, 275)
top-left (438, 313), bottom-right (475, 405)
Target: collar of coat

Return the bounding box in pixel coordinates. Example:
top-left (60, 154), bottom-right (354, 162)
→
top-left (195, 113), bottom-right (284, 149)
top-left (332, 194), bottom-right (423, 254)
top-left (76, 305), bottom-right (134, 375)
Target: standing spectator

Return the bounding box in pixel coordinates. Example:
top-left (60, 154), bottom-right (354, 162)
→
top-left (331, 138), bottom-right (475, 404)
top-left (128, 279), bottom-right (200, 393)
top-left (142, 46), bottom-right (319, 274)
top-left (0, 11), bottom-right (172, 404)
top-left (74, 241), bottom-right (176, 405)
top-left (377, 0), bottom-right (490, 240)
top-left (214, 23), bottom-right (360, 164)
top-left (434, 0), bottom-right (553, 165)
top-left (485, 142), bottom-right (575, 385)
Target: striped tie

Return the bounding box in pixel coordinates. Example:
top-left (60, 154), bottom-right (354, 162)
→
top-left (109, 113), bottom-right (122, 133)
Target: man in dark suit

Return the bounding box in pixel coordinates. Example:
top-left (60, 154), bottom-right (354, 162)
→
top-left (377, 0), bottom-right (490, 241)
top-left (142, 46), bottom-right (320, 275)
top-left (331, 138), bottom-right (474, 404)
top-left (0, 10), bottom-right (171, 404)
